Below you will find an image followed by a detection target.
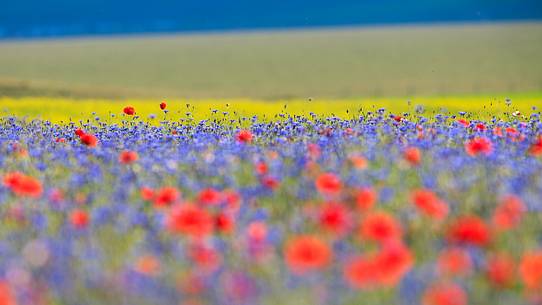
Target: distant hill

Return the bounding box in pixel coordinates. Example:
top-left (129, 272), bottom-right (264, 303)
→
top-left (1, 0), bottom-right (542, 39)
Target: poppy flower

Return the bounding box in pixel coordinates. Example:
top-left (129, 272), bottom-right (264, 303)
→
top-left (166, 204), bottom-right (214, 238)
top-left (75, 128), bottom-right (85, 137)
top-left (284, 235), bottom-right (332, 274)
top-left (457, 119), bottom-right (469, 127)
top-left (422, 282), bottom-right (467, 305)
top-left (519, 250), bottom-right (542, 291)
top-left (160, 101), bottom-right (167, 110)
top-left (236, 130), bottom-right (253, 143)
top-left (197, 188), bottom-right (221, 205)
top-left (70, 209), bottom-right (89, 229)
top-left (359, 211), bottom-right (403, 244)
top-left (261, 176), bottom-right (279, 190)
top-left (447, 216), bottom-right (491, 247)
top-left (315, 173), bottom-right (342, 195)
top-left (118, 150), bottom-right (138, 164)
top-left (140, 187), bottom-right (155, 201)
top-left (247, 221), bottom-right (267, 243)
top-left (403, 147), bottom-right (421, 166)
top-left (215, 212), bottom-right (234, 234)
top-left (349, 155), bottom-right (367, 169)
top-left (318, 202), bottom-right (352, 235)
top-left (3, 172), bottom-right (43, 198)
top-left (529, 135), bottom-right (542, 156)
top-left (411, 189), bottom-right (449, 220)
top-left (0, 280), bottom-right (16, 305)
top-left (492, 195), bottom-right (526, 230)
top-left (465, 137), bottom-right (493, 156)
top-left (486, 253), bottom-right (515, 288)
top-left (437, 248), bottom-right (472, 276)
top-left (371, 242), bottom-right (413, 285)
top-left (135, 255), bottom-right (161, 276)
top-left (123, 106), bottom-right (135, 115)
top-left (343, 256), bottom-right (378, 289)
top-left (307, 143), bottom-right (321, 159)
top-left (355, 187), bottom-right (377, 211)
top-left (80, 133), bottom-right (98, 147)
top-left (222, 190), bottom-right (241, 212)
top-left (153, 187), bottom-right (180, 207)
top-left (475, 123), bottom-right (486, 131)
top-left (255, 162), bottom-right (268, 175)
top-left (188, 243), bottom-right (222, 272)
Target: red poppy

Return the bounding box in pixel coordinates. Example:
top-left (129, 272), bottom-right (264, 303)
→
top-left (197, 188), bottom-right (221, 205)
top-left (355, 187), bottom-right (377, 211)
top-left (486, 253), bottom-right (515, 288)
top-left (118, 150), bottom-right (138, 164)
top-left (222, 189), bottom-right (241, 212)
top-left (166, 204), bottom-right (214, 238)
top-left (188, 243), bottom-right (222, 272)
top-left (359, 211), bottom-right (403, 244)
top-left (0, 280), bottom-right (16, 305)
top-left (135, 255), bottom-right (161, 276)
top-left (465, 137), bottom-right (493, 156)
top-left (529, 135), bottom-right (542, 156)
top-left (80, 133), bottom-right (98, 147)
top-left (3, 172), bottom-right (43, 198)
top-left (393, 115), bottom-right (403, 122)
top-left (422, 282), bottom-right (467, 305)
top-left (255, 162), bottom-right (268, 175)
top-left (457, 119), bottom-right (469, 127)
top-left (284, 235), bottom-right (332, 274)
top-left (75, 128), bottom-right (85, 137)
top-left (123, 106), bottom-right (135, 115)
top-left (349, 155), bottom-right (367, 169)
top-left (475, 123), bottom-right (486, 131)
top-left (318, 202), bottom-right (351, 235)
top-left (55, 137), bottom-right (66, 143)
top-left (261, 176), bottom-right (280, 190)
top-left (403, 147), bottom-right (421, 166)
top-left (411, 189), bottom-right (449, 220)
top-left (236, 130), bottom-right (253, 143)
top-left (70, 209), bottom-right (89, 229)
top-left (437, 248), bottom-right (472, 276)
top-left (492, 195), bottom-right (526, 230)
top-left (315, 173), bottom-right (342, 195)
top-left (215, 212), bottom-right (234, 234)
top-left (519, 250), bottom-right (542, 291)
top-left (140, 187), bottom-right (155, 201)
top-left (344, 256), bottom-right (378, 289)
top-left (307, 143), bottom-right (321, 159)
top-left (160, 101), bottom-right (167, 110)
top-left (247, 221), bottom-right (267, 243)
top-left (373, 242), bottom-right (414, 286)
top-left (153, 187), bottom-right (180, 207)
top-left (447, 216), bottom-right (491, 247)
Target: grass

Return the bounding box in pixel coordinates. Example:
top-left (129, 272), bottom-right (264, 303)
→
top-left (0, 22), bottom-right (541, 100)
top-left (1, 93), bottom-right (540, 123)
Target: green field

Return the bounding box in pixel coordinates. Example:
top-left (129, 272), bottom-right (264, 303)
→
top-left (0, 22), bottom-right (541, 100)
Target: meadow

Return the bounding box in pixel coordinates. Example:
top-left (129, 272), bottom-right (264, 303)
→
top-left (0, 22), bottom-right (541, 100)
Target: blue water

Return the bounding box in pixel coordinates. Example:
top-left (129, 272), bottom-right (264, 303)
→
top-left (1, 0), bottom-right (541, 39)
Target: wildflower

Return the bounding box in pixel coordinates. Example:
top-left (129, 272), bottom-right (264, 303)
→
top-left (215, 212), bottom-right (234, 234)
top-left (80, 133), bottom-right (98, 147)
top-left (284, 235), bottom-right (332, 274)
top-left (315, 173), bottom-right (342, 195)
top-left (403, 147), bottom-right (421, 166)
top-left (519, 250), bottom-right (542, 291)
top-left (465, 137), bottom-right (493, 156)
top-left (486, 253), bottom-right (515, 288)
top-left (0, 280), bottom-right (16, 305)
top-left (70, 209), bottom-right (89, 229)
top-left (118, 150), bottom-right (138, 164)
top-left (140, 187), bottom-right (155, 201)
top-left (457, 119), bottom-right (469, 127)
top-left (3, 172), bottom-right (43, 198)
top-left (355, 187), bottom-right (377, 211)
top-left (437, 248), bottom-right (472, 276)
top-left (123, 106), bottom-right (135, 115)
top-left (529, 135), bottom-right (542, 156)
top-left (344, 256), bottom-right (378, 289)
top-left (411, 189), bottom-right (449, 220)
top-left (447, 216), bottom-right (491, 247)
top-left (349, 155), bottom-right (367, 169)
top-left (247, 222), bottom-right (267, 243)
top-left (261, 176), bottom-right (279, 190)
top-left (197, 188), bottom-right (221, 205)
top-left (359, 211), bottom-right (402, 244)
top-left (153, 187), bottom-right (180, 207)
top-left (74, 128), bottom-right (85, 137)
top-left (135, 255), bottom-right (160, 276)
top-left (160, 101), bottom-right (167, 110)
top-left (236, 130), bottom-right (253, 143)
top-left (422, 282), bottom-right (467, 305)
top-left (188, 243), bottom-right (222, 272)
top-left (318, 202), bottom-right (351, 235)
top-left (255, 162), bottom-right (268, 175)
top-left (166, 204), bottom-right (214, 238)
top-left (492, 195), bottom-right (526, 230)
top-left (373, 242), bottom-right (414, 286)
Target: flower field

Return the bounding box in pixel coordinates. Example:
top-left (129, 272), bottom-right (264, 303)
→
top-left (0, 100), bottom-right (542, 305)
